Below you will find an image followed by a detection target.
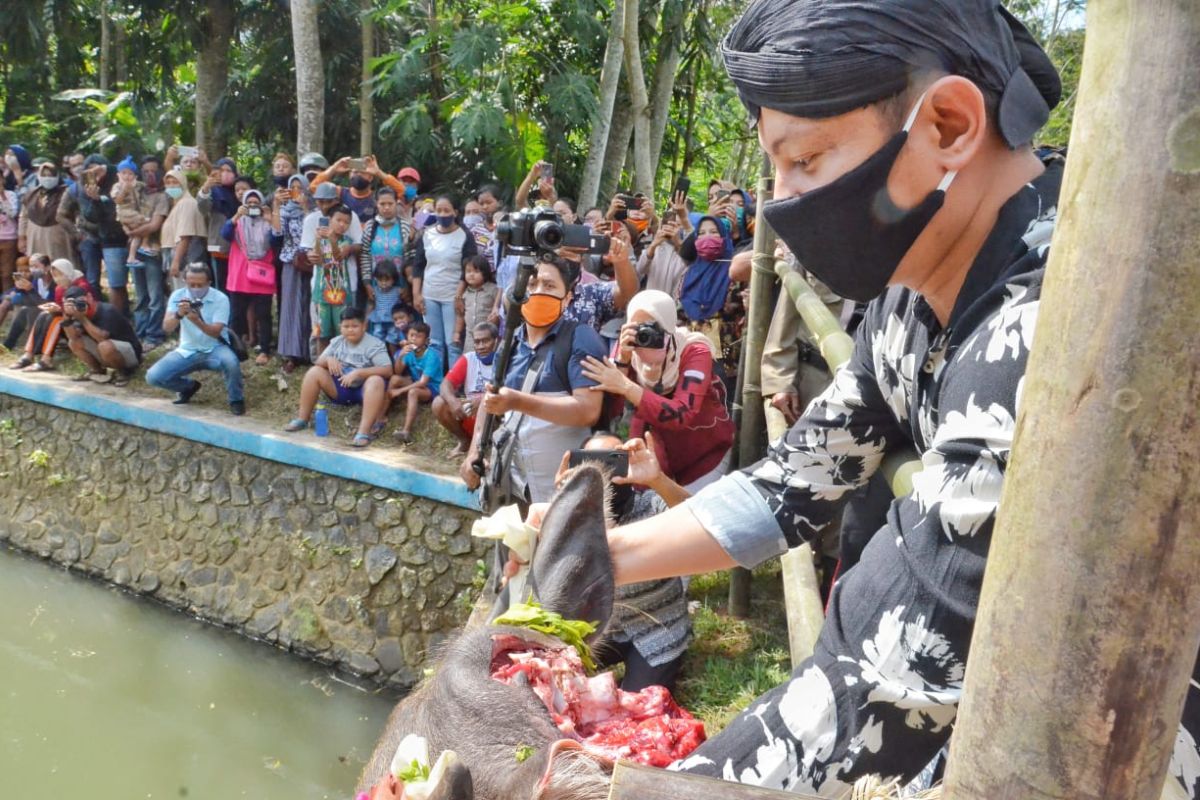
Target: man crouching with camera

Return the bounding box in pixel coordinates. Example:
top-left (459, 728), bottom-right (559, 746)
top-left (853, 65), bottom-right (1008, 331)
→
top-left (146, 262), bottom-right (246, 415)
top-left (61, 285), bottom-right (144, 385)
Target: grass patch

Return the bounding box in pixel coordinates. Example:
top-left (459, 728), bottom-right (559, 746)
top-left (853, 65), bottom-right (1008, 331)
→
top-left (676, 561), bottom-right (794, 733)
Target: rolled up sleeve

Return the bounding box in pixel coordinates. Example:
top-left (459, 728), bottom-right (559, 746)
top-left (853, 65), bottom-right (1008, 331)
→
top-left (685, 471), bottom-right (787, 568)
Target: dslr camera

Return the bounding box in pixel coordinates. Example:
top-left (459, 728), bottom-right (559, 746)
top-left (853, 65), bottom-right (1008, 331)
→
top-left (496, 208), bottom-right (609, 258)
top-left (68, 297), bottom-right (89, 314)
top-left (632, 321), bottom-right (667, 349)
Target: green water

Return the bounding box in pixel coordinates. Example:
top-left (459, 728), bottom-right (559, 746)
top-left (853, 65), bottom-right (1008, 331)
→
top-left (0, 549), bottom-right (397, 799)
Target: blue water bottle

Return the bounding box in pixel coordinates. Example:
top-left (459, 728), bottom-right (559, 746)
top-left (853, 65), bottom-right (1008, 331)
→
top-left (314, 400), bottom-right (329, 437)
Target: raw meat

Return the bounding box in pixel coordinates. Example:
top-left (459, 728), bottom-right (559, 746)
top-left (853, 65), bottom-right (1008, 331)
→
top-left (489, 634), bottom-right (706, 767)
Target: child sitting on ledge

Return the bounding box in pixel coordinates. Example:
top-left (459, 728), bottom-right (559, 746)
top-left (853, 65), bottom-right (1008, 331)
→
top-left (387, 321), bottom-right (442, 445)
top-left (283, 306), bottom-right (393, 448)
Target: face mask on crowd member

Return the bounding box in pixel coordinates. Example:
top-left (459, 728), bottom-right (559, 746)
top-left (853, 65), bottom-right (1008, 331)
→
top-left (397, 167), bottom-right (421, 203)
top-left (694, 219), bottom-right (725, 260)
top-left (164, 171), bottom-right (186, 200)
top-left (349, 170), bottom-right (372, 192)
top-left (473, 323), bottom-right (498, 364)
top-left (217, 159), bottom-right (237, 187)
top-left (434, 197), bottom-right (457, 230)
top-left (141, 158), bottom-right (162, 193)
top-left (521, 260), bottom-right (574, 329)
top-left (37, 165), bottom-right (60, 191)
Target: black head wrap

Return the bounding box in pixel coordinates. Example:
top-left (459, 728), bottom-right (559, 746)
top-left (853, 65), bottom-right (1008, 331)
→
top-left (721, 0), bottom-right (1062, 147)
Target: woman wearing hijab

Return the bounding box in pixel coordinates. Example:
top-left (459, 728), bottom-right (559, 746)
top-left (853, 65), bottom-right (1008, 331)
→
top-left (221, 189), bottom-right (281, 366)
top-left (4, 145), bottom-right (37, 199)
top-left (160, 167), bottom-right (209, 291)
top-left (9, 258), bottom-right (97, 372)
top-left (276, 172), bottom-right (314, 372)
top-left (17, 162), bottom-right (73, 263)
top-left (581, 288), bottom-right (734, 490)
top-left (677, 214), bottom-right (735, 351)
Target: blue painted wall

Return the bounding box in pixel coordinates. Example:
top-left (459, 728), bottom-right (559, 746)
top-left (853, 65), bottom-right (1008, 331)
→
top-left (0, 374), bottom-right (481, 512)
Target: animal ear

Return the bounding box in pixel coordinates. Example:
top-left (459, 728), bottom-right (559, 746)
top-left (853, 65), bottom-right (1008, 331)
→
top-left (528, 464), bottom-right (614, 636)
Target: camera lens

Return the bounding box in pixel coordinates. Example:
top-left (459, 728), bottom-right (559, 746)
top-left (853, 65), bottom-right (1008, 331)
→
top-left (634, 322), bottom-right (666, 349)
top-left (533, 219), bottom-right (564, 250)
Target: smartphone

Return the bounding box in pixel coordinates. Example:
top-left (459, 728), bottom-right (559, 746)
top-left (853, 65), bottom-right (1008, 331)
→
top-left (567, 449), bottom-right (629, 478)
top-left (715, 188), bottom-right (731, 202)
top-left (541, 162), bottom-right (554, 179)
top-left (661, 209), bottom-right (677, 225)
top-left (562, 223), bottom-right (609, 255)
top-left (178, 145), bottom-right (199, 160)
top-left (318, 216), bottom-right (330, 227)
top-left (346, 158), bottom-right (368, 171)
top-left (674, 175), bottom-right (691, 197)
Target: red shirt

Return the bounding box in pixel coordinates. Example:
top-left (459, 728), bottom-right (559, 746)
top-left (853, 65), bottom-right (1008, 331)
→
top-left (54, 277), bottom-right (97, 305)
top-left (620, 341), bottom-right (735, 486)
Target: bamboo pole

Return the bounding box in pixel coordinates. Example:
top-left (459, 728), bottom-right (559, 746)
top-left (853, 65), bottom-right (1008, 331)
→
top-left (943, 4), bottom-right (1200, 799)
top-left (728, 154), bottom-right (775, 618)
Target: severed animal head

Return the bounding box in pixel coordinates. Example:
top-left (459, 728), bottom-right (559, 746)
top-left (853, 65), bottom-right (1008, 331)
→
top-left (358, 464), bottom-right (615, 800)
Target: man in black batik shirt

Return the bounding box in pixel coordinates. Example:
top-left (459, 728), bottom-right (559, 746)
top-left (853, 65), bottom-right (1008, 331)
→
top-left (592, 1), bottom-right (1200, 796)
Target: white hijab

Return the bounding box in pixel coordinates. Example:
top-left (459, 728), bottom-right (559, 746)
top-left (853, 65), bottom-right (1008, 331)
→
top-left (627, 289), bottom-right (716, 393)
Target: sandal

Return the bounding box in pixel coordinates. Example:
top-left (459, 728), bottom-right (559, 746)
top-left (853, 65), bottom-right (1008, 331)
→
top-left (393, 430), bottom-right (413, 445)
top-left (255, 352), bottom-right (271, 367)
top-left (29, 360), bottom-right (55, 372)
top-left (9, 356), bottom-right (33, 370)
top-left (368, 419), bottom-right (387, 439)
top-left (283, 418), bottom-right (309, 432)
top-left (88, 370), bottom-right (113, 384)
top-left (71, 371), bottom-right (94, 382)
top-left (351, 433), bottom-right (372, 448)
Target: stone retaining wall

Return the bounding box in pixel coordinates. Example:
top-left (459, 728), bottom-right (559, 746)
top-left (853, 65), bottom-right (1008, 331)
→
top-left (0, 394), bottom-right (487, 689)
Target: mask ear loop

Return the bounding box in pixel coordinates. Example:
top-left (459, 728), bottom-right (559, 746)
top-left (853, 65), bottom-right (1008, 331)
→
top-left (903, 90), bottom-right (959, 193)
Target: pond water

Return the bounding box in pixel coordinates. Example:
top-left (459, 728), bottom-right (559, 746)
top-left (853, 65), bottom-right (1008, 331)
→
top-left (0, 548), bottom-right (397, 799)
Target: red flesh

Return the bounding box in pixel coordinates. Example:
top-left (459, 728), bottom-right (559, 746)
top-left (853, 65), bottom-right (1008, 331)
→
top-left (489, 635), bottom-right (706, 767)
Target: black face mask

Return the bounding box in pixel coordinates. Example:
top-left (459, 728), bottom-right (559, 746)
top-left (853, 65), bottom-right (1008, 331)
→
top-left (273, 175), bottom-right (291, 188)
top-left (350, 175), bottom-right (371, 191)
top-left (763, 95), bottom-right (957, 303)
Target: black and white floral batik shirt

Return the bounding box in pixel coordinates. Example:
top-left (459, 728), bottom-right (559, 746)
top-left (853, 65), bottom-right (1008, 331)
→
top-left (673, 155), bottom-right (1200, 797)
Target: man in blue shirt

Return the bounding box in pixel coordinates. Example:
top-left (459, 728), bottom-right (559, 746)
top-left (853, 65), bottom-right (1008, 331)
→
top-left (146, 262), bottom-right (245, 415)
top-left (460, 257), bottom-right (607, 503)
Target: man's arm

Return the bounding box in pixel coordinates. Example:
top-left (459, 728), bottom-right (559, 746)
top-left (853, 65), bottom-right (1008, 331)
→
top-left (608, 238), bottom-right (638, 310)
top-left (498, 386), bottom-right (603, 428)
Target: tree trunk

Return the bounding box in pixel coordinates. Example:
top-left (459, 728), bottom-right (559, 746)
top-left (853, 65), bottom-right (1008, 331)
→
top-left (114, 15), bottom-right (127, 87)
top-left (99, 0), bottom-right (111, 92)
top-left (426, 0), bottom-right (443, 128)
top-left (944, 4), bottom-right (1200, 800)
top-left (680, 58), bottom-right (701, 175)
top-left (623, 0), bottom-right (653, 197)
top-left (195, 0), bottom-right (235, 155)
top-left (291, 0), bottom-right (324, 156)
top-left (646, 0), bottom-right (685, 179)
top-left (600, 86), bottom-right (634, 201)
top-left (578, 0), bottom-right (627, 212)
top-left (359, 0), bottom-right (374, 155)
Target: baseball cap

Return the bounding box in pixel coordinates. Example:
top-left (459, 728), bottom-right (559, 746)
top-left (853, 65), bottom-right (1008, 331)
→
top-left (397, 167), bottom-right (421, 183)
top-left (313, 182), bottom-right (340, 201)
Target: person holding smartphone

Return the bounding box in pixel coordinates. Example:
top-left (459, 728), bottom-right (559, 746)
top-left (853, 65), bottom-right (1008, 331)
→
top-left (515, 161), bottom-right (556, 210)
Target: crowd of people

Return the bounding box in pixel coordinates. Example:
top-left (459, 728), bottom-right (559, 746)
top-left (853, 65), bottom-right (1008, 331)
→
top-left (0, 146), bottom-right (770, 478)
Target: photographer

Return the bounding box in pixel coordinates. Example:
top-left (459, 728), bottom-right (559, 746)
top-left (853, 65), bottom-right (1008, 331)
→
top-left (9, 258), bottom-right (95, 372)
top-left (459, 256), bottom-right (606, 504)
top-left (581, 288), bottom-right (734, 491)
top-left (60, 285), bottom-right (142, 385)
top-left (146, 262), bottom-right (245, 415)
top-left (559, 222), bottom-right (638, 336)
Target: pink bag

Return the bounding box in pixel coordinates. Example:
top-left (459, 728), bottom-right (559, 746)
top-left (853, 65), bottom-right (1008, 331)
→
top-left (244, 257), bottom-right (276, 290)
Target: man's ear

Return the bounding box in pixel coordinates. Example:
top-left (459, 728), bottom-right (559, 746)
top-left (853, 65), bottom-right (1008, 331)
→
top-left (919, 75), bottom-right (989, 173)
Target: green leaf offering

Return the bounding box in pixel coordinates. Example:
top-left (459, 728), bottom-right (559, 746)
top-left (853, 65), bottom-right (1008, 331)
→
top-left (514, 744), bottom-right (536, 763)
top-left (396, 757), bottom-right (430, 784)
top-left (493, 601), bottom-right (599, 672)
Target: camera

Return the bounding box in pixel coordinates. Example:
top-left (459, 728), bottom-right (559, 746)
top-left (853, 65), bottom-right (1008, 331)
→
top-left (246, 206), bottom-right (262, 217)
top-left (496, 208), bottom-right (606, 257)
top-left (181, 298), bottom-right (203, 314)
top-left (68, 298), bottom-right (89, 313)
top-left (614, 193), bottom-right (643, 221)
top-left (632, 322), bottom-right (667, 349)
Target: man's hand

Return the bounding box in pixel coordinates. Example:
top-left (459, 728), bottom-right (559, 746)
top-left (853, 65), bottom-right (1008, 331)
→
top-left (459, 451), bottom-right (482, 490)
top-left (617, 431), bottom-right (665, 488)
top-left (332, 156), bottom-right (352, 174)
top-left (339, 370), bottom-right (363, 388)
top-left (771, 391), bottom-right (804, 424)
top-left (481, 384), bottom-right (517, 416)
top-left (364, 155), bottom-right (384, 178)
top-left (606, 195), bottom-right (625, 221)
top-left (325, 359), bottom-right (344, 378)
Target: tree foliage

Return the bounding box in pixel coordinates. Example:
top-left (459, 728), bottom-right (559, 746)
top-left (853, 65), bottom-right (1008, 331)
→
top-left (0, 0), bottom-right (1086, 203)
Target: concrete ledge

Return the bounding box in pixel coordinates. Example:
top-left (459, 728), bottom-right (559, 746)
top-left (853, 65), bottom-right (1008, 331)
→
top-left (0, 371), bottom-right (479, 511)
